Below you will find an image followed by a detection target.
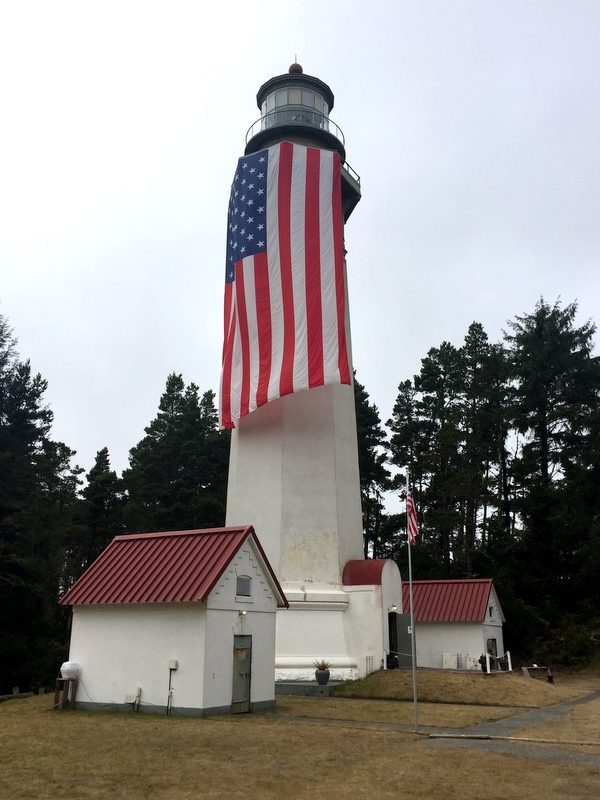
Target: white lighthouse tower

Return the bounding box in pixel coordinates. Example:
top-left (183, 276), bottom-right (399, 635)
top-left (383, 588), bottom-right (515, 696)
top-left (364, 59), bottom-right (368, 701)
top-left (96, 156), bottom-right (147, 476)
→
top-left (223, 64), bottom-right (402, 681)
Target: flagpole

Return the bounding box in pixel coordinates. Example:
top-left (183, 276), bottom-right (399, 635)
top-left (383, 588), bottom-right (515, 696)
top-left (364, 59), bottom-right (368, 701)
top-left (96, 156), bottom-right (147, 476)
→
top-left (406, 467), bottom-right (419, 733)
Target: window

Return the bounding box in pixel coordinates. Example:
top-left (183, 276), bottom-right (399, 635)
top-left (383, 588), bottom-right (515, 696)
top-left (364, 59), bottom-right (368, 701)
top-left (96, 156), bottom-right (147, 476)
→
top-left (262, 88), bottom-right (329, 116)
top-left (236, 575), bottom-right (251, 597)
top-left (301, 88), bottom-right (314, 107)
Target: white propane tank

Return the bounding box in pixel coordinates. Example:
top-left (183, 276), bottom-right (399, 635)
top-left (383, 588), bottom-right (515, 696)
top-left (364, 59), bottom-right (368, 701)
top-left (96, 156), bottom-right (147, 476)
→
top-left (60, 662), bottom-right (80, 679)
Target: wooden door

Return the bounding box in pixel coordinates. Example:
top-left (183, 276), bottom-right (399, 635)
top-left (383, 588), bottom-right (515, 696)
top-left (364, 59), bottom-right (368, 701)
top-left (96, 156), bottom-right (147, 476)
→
top-left (232, 635), bottom-right (252, 714)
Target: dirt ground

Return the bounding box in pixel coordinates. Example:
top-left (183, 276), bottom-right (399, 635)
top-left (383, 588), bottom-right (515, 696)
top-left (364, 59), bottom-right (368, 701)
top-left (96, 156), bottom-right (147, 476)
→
top-left (1, 669), bottom-right (599, 800)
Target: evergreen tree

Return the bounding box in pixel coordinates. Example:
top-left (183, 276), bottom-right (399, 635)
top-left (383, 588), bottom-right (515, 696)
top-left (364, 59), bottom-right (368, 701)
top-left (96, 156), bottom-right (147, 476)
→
top-left (387, 379), bottom-right (431, 491)
top-left (388, 342), bottom-right (465, 573)
top-left (387, 299), bottom-right (600, 662)
top-left (416, 341), bottom-right (465, 572)
top-left (353, 375), bottom-right (390, 557)
top-left (507, 299), bottom-right (599, 485)
top-left (0, 313), bottom-right (81, 692)
top-left (123, 374), bottom-right (229, 533)
top-left (65, 448), bottom-right (125, 583)
top-left (454, 324), bottom-right (511, 575)
top-left (505, 299), bottom-right (600, 624)
top-left (388, 326), bottom-right (513, 577)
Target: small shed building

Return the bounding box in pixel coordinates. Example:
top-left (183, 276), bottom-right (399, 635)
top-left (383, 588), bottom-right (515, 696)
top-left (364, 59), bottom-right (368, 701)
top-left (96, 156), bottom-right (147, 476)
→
top-left (60, 526), bottom-right (288, 716)
top-left (401, 579), bottom-right (505, 670)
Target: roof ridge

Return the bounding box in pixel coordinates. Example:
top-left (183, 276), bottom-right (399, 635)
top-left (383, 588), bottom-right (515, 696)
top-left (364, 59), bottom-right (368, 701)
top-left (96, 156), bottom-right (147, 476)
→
top-left (405, 578), bottom-right (492, 584)
top-left (115, 526), bottom-right (252, 541)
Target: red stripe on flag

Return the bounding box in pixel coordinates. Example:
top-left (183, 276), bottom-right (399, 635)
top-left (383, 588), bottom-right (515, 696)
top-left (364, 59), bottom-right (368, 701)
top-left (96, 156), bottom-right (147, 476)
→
top-left (305, 147), bottom-right (324, 388)
top-left (331, 154), bottom-right (350, 384)
top-left (220, 281), bottom-right (235, 428)
top-left (235, 264), bottom-right (251, 418)
top-left (254, 252), bottom-right (272, 409)
top-left (278, 142), bottom-right (295, 397)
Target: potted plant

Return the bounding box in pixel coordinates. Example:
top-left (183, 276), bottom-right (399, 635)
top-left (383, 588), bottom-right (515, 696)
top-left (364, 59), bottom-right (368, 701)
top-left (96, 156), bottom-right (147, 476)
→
top-left (314, 659), bottom-right (331, 685)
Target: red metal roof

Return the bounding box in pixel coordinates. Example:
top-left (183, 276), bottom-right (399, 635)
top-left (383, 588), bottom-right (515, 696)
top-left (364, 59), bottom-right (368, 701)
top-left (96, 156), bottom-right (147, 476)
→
top-left (401, 579), bottom-right (494, 622)
top-left (60, 526), bottom-right (288, 607)
top-left (342, 559), bottom-right (388, 585)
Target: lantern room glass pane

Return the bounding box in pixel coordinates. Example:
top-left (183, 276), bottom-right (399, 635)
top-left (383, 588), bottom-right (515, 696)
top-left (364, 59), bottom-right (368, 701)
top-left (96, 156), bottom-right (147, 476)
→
top-left (301, 89), bottom-right (314, 108)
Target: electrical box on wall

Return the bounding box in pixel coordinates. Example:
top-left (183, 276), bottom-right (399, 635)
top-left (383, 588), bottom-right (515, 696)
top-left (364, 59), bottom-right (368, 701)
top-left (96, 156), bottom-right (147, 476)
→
top-left (168, 659), bottom-right (178, 670)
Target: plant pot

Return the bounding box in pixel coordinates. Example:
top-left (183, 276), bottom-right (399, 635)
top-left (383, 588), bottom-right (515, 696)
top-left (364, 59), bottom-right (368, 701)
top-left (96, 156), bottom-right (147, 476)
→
top-left (315, 669), bottom-right (330, 685)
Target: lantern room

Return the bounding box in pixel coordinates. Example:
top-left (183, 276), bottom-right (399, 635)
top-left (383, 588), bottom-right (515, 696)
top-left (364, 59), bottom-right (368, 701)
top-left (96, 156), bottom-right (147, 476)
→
top-left (244, 63), bottom-right (360, 220)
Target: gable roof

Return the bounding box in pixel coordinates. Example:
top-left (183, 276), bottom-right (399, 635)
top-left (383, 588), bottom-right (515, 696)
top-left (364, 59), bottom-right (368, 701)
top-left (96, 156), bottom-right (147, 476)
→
top-left (60, 526), bottom-right (288, 607)
top-left (401, 579), bottom-right (500, 623)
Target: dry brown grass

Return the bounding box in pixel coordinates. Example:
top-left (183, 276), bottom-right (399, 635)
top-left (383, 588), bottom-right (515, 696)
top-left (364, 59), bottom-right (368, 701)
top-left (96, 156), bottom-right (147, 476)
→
top-left (1, 669), bottom-right (599, 800)
top-left (332, 667), bottom-right (586, 707)
top-left (273, 695), bottom-right (523, 727)
top-left (518, 696), bottom-right (600, 753)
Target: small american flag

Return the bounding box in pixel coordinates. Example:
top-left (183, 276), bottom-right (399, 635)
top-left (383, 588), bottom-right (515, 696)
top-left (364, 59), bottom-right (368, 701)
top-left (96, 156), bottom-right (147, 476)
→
top-left (219, 141), bottom-right (350, 428)
top-left (407, 490), bottom-right (419, 545)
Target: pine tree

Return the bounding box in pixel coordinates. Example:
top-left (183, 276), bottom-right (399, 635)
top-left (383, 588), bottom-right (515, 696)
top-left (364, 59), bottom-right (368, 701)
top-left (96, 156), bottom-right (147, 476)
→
top-left (123, 374), bottom-right (229, 533)
top-left (353, 375), bottom-right (390, 557)
top-left (505, 299), bottom-right (600, 622)
top-left (0, 313), bottom-right (81, 692)
top-left (455, 324), bottom-right (511, 575)
top-left (386, 300), bottom-right (600, 662)
top-left (388, 326), bottom-right (513, 577)
top-left (64, 448), bottom-right (125, 583)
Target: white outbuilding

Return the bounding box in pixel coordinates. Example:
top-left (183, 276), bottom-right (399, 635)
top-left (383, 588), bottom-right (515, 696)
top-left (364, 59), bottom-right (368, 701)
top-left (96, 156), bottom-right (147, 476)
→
top-left (59, 526), bottom-right (288, 716)
top-left (401, 578), bottom-right (506, 670)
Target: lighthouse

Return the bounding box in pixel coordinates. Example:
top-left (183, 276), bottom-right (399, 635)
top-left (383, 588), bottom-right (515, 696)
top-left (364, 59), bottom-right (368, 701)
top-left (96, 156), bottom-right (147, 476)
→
top-left (221, 65), bottom-right (402, 681)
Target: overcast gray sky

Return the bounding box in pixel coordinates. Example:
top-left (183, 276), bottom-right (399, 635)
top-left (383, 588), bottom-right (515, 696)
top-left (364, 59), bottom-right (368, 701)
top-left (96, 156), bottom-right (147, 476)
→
top-left (2, 0), bottom-right (599, 478)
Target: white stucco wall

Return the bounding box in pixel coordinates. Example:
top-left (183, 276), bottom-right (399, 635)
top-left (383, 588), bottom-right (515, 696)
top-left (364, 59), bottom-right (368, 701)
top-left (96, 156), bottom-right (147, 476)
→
top-left (342, 588), bottom-right (383, 673)
top-left (482, 620), bottom-right (505, 657)
top-left (68, 603), bottom-right (206, 710)
top-left (343, 560), bottom-right (403, 674)
top-left (226, 383), bottom-right (364, 582)
top-left (66, 536), bottom-right (282, 714)
top-left (272, 559), bottom-right (403, 681)
top-left (414, 619), bottom-right (504, 669)
top-left (226, 382), bottom-right (382, 683)
top-left (206, 539), bottom-right (281, 707)
top-left (275, 595), bottom-right (357, 680)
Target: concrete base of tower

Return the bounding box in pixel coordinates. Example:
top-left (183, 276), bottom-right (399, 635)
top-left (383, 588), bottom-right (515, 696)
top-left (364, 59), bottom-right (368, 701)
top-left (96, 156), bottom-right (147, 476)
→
top-left (275, 583), bottom-right (359, 681)
top-left (274, 560), bottom-right (403, 682)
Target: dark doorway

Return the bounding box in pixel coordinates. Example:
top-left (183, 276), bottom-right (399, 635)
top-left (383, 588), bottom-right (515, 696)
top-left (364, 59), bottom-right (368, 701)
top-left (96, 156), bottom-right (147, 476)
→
top-left (388, 612), bottom-right (398, 660)
top-left (395, 613), bottom-right (413, 670)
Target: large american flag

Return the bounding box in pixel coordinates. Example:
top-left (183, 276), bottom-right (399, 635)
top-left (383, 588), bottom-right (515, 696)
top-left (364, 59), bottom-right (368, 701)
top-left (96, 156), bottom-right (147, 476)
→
top-left (219, 141), bottom-right (350, 428)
